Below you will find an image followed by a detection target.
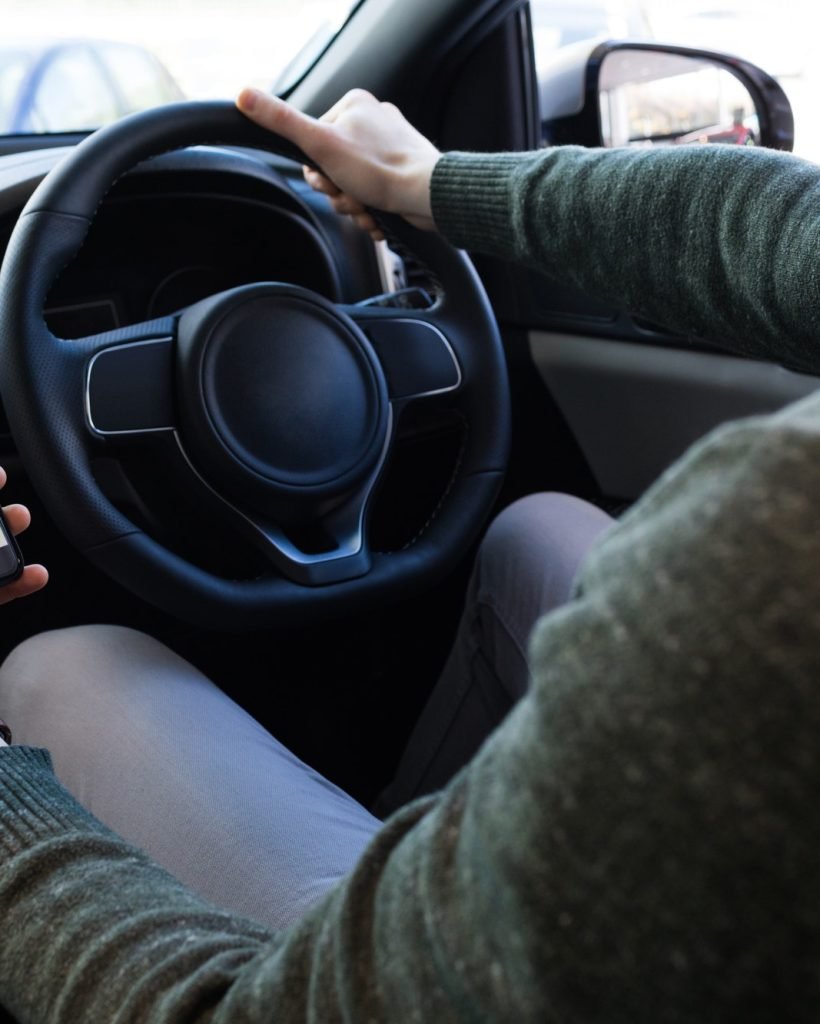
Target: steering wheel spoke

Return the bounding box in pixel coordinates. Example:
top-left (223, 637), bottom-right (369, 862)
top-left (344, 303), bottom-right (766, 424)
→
top-left (84, 326), bottom-right (177, 438)
top-left (345, 307), bottom-right (461, 403)
top-left (251, 505), bottom-right (371, 586)
top-left (229, 430), bottom-right (391, 587)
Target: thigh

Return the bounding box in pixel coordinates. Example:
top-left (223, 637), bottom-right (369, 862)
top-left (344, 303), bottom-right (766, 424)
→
top-left (0, 625), bottom-right (380, 930)
top-left (464, 491), bottom-right (615, 701)
top-left (376, 492), bottom-right (614, 813)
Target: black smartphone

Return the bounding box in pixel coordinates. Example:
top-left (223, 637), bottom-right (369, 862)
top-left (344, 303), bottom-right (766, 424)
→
top-left (0, 508), bottom-right (24, 586)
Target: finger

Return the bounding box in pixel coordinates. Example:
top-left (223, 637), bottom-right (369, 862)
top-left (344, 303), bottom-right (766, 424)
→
top-left (236, 89), bottom-right (327, 161)
top-left (318, 88), bottom-right (377, 125)
top-left (318, 99), bottom-right (345, 125)
top-left (303, 167), bottom-right (341, 197)
top-left (330, 194), bottom-right (368, 218)
top-left (352, 212), bottom-right (382, 235)
top-left (0, 564), bottom-right (48, 605)
top-left (2, 504), bottom-right (31, 537)
top-left (0, 467), bottom-right (7, 490)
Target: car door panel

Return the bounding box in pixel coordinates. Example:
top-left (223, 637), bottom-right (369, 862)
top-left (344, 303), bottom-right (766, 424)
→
top-left (528, 329), bottom-right (819, 500)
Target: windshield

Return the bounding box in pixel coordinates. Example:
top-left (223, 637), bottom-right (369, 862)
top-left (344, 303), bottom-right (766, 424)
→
top-left (0, 0), bottom-right (358, 134)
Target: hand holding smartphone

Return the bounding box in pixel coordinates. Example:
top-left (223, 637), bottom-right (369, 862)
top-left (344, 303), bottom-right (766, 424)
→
top-left (0, 468), bottom-right (47, 601)
top-left (0, 507), bottom-right (24, 586)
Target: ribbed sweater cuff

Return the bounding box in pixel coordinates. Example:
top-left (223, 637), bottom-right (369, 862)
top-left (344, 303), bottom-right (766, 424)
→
top-left (0, 745), bottom-right (106, 855)
top-left (431, 151), bottom-right (533, 253)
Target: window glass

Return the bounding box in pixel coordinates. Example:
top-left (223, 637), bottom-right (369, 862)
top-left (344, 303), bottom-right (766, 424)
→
top-left (0, 52), bottom-right (27, 131)
top-left (530, 1), bottom-right (651, 70)
top-left (645, 0), bottom-right (817, 158)
top-left (97, 43), bottom-right (182, 112)
top-left (0, 0), bottom-right (360, 133)
top-left (534, 0), bottom-right (820, 161)
top-left (31, 47), bottom-right (120, 132)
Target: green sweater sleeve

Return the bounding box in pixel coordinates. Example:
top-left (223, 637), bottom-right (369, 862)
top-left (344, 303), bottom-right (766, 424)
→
top-left (432, 145), bottom-right (820, 373)
top-left (2, 145), bottom-right (820, 1022)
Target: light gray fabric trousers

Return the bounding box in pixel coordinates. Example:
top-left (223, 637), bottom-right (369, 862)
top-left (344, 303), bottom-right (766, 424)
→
top-left (0, 493), bottom-right (612, 930)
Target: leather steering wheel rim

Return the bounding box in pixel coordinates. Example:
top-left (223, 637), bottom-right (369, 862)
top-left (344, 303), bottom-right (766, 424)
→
top-left (0, 101), bottom-right (510, 628)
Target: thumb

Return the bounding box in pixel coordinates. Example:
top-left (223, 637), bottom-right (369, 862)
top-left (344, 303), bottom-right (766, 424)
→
top-left (236, 89), bottom-right (327, 162)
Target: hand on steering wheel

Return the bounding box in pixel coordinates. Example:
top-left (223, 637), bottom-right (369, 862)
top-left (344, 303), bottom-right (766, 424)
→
top-left (0, 467), bottom-right (47, 605)
top-left (236, 87), bottom-right (440, 240)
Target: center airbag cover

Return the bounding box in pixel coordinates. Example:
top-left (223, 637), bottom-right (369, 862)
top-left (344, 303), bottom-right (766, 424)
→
top-left (177, 284), bottom-right (388, 508)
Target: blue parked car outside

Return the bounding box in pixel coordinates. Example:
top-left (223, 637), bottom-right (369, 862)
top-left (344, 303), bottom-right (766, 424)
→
top-left (0, 39), bottom-right (183, 133)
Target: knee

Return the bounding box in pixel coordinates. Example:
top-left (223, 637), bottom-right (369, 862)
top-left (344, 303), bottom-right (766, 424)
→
top-left (485, 491), bottom-right (609, 551)
top-left (0, 624), bottom-right (157, 709)
top-left (0, 625), bottom-right (182, 755)
top-left (476, 492), bottom-right (613, 611)
top-left (478, 493), bottom-right (590, 578)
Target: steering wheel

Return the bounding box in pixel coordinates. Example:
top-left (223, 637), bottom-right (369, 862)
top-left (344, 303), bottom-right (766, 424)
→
top-left (0, 101), bottom-right (510, 628)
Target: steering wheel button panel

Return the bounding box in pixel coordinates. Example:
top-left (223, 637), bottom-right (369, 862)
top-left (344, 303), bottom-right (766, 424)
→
top-left (361, 318), bottom-right (461, 400)
top-left (86, 337), bottom-right (175, 435)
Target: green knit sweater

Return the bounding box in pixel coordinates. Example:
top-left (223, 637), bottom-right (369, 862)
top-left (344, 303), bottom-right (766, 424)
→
top-left (3, 143), bottom-right (820, 1022)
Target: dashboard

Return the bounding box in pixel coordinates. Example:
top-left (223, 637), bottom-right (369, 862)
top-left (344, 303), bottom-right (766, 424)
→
top-left (0, 145), bottom-right (391, 338)
top-left (45, 192), bottom-right (340, 337)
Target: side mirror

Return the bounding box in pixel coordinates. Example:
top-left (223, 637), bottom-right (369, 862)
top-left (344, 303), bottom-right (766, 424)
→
top-left (539, 41), bottom-right (794, 152)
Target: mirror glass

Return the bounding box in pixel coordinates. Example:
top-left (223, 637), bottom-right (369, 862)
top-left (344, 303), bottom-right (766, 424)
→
top-left (599, 50), bottom-right (759, 148)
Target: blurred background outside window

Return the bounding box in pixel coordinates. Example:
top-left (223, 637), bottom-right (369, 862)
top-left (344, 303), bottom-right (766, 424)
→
top-left (532, 0), bottom-right (818, 160)
top-left (0, 0), bottom-right (817, 163)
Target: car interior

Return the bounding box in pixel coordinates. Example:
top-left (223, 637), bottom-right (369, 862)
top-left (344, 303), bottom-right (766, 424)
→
top-left (0, 0), bottom-right (810, 812)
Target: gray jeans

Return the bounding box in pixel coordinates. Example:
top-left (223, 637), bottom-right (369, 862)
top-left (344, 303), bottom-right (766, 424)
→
top-left (0, 493), bottom-right (611, 929)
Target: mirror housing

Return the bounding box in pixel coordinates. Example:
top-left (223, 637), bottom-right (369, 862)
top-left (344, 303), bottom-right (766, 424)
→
top-left (539, 40), bottom-right (794, 152)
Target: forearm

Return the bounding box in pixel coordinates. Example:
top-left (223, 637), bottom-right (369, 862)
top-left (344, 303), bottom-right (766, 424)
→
top-left (431, 145), bottom-right (820, 373)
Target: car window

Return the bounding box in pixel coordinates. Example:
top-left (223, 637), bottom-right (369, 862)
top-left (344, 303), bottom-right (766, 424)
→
top-left (1, 0), bottom-right (361, 135)
top-left (96, 43), bottom-right (183, 112)
top-left (535, 0), bottom-right (819, 163)
top-left (0, 51), bottom-right (27, 131)
top-left (652, 0), bottom-right (818, 162)
top-left (30, 47), bottom-right (120, 133)
top-left (531, 0), bottom-right (652, 70)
